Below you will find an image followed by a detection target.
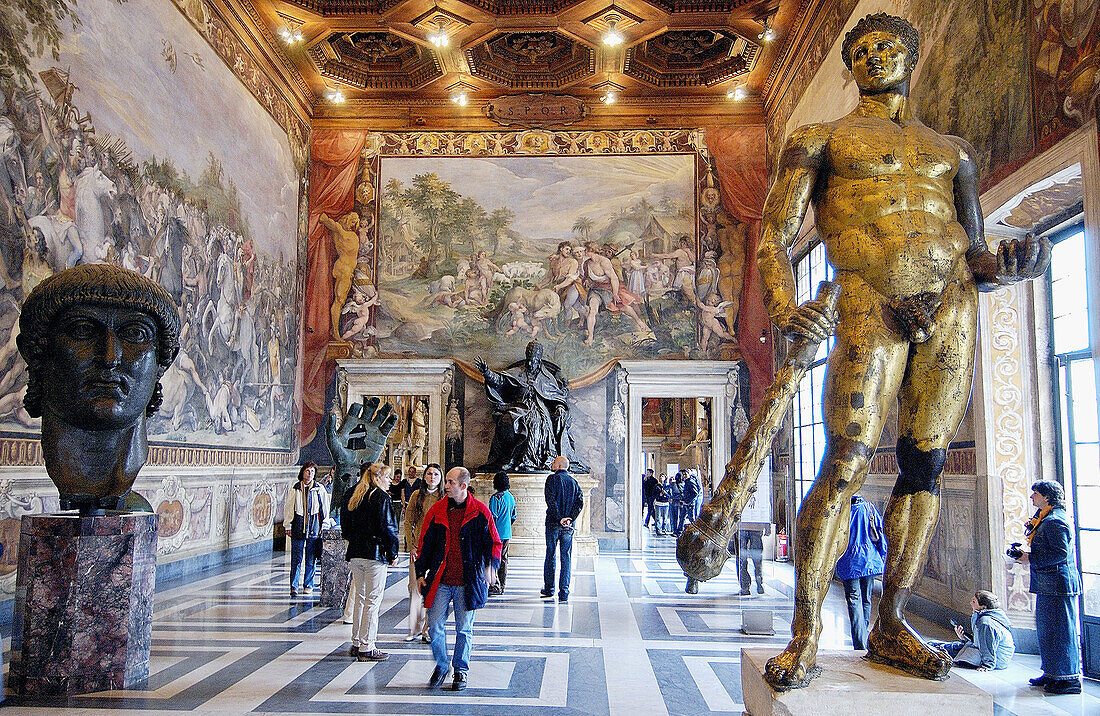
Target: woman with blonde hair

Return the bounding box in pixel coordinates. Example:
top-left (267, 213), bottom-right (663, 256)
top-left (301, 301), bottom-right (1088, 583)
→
top-left (342, 462), bottom-right (399, 661)
top-left (402, 462), bottom-right (444, 642)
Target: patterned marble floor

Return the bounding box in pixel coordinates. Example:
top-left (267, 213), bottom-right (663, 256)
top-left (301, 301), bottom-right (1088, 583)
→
top-left (2, 535), bottom-right (1098, 715)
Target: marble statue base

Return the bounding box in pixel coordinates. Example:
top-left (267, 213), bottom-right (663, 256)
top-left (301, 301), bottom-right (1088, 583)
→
top-left (740, 648), bottom-right (993, 716)
top-left (8, 512), bottom-right (158, 697)
top-left (319, 527), bottom-right (350, 608)
top-left (471, 472), bottom-right (598, 558)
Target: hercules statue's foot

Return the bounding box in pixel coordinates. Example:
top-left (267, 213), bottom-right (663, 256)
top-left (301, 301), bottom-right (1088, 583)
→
top-left (865, 619), bottom-right (951, 680)
top-left (763, 636), bottom-right (822, 692)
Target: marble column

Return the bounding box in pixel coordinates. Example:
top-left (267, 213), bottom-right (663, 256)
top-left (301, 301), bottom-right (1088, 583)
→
top-left (319, 527), bottom-right (350, 608)
top-left (471, 472), bottom-right (598, 557)
top-left (8, 512), bottom-right (158, 697)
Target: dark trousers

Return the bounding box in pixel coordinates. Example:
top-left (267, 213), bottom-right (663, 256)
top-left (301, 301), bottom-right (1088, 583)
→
top-left (843, 575), bottom-right (875, 650)
top-left (643, 499), bottom-right (655, 527)
top-left (1036, 593), bottom-right (1081, 679)
top-left (496, 539), bottom-right (510, 591)
top-left (544, 524), bottom-right (574, 598)
top-left (671, 502), bottom-right (684, 533)
top-left (738, 531), bottom-right (764, 592)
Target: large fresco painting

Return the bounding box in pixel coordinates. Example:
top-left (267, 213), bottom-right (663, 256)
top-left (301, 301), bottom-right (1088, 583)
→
top-left (0, 0), bottom-right (304, 450)
top-left (1031, 0), bottom-right (1100, 152)
top-left (369, 154), bottom-right (724, 377)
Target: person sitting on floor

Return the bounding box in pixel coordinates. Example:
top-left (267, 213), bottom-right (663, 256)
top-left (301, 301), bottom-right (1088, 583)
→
top-left (929, 590), bottom-right (1015, 671)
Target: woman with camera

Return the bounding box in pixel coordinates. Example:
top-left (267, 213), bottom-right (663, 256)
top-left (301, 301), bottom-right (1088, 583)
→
top-left (1010, 480), bottom-right (1081, 694)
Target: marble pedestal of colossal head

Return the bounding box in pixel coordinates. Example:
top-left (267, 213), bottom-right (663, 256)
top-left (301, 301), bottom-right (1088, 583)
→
top-left (8, 265), bottom-right (180, 697)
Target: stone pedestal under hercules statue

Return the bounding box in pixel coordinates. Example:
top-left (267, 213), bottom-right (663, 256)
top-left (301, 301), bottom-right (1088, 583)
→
top-left (8, 513), bottom-right (158, 696)
top-left (10, 265), bottom-right (181, 697)
top-left (740, 649), bottom-right (993, 716)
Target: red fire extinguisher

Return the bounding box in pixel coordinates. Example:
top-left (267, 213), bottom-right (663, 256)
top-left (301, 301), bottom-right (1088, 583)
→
top-left (777, 530), bottom-right (789, 561)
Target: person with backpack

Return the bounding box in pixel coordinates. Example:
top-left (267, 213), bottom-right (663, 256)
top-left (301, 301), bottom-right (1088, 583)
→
top-left (835, 494), bottom-right (888, 650)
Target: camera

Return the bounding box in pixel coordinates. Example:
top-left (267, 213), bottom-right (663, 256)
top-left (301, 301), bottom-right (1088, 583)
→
top-left (1006, 542), bottom-right (1024, 559)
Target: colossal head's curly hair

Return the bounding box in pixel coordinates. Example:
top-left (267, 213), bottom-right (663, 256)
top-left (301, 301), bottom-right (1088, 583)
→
top-left (842, 13), bottom-right (919, 72)
top-left (17, 264), bottom-right (181, 418)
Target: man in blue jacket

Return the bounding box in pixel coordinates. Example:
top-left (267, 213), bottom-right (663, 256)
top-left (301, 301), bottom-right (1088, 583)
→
top-left (835, 494), bottom-right (887, 650)
top-left (541, 456), bottom-right (583, 602)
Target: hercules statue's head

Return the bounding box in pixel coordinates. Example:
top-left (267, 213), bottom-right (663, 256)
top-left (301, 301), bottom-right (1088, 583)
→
top-left (842, 13), bottom-right (919, 73)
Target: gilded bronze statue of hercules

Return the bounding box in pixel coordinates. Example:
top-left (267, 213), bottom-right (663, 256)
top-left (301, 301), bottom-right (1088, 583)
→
top-left (682, 13), bottom-right (1050, 692)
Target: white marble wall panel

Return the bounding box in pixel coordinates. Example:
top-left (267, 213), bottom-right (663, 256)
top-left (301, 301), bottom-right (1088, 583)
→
top-left (0, 465), bottom-right (296, 596)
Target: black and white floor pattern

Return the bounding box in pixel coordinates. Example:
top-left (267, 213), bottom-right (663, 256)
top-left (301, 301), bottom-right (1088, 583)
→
top-left (1, 536), bottom-right (1097, 715)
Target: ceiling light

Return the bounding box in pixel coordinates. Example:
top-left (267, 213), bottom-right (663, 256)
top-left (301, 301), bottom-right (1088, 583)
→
top-left (278, 26), bottom-right (303, 45)
top-left (603, 17), bottom-right (624, 47)
top-left (727, 84), bottom-right (747, 101)
top-left (428, 20), bottom-right (450, 48)
top-left (758, 16), bottom-right (776, 43)
top-left (325, 88), bottom-right (346, 104)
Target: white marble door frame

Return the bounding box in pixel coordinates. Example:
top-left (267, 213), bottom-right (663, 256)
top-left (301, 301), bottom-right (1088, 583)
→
top-left (619, 360), bottom-right (743, 551)
top-left (335, 359), bottom-right (454, 467)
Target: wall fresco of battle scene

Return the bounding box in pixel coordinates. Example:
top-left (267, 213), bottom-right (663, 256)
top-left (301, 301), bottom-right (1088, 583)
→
top-left (0, 0), bottom-right (306, 450)
top-left (335, 130), bottom-right (745, 383)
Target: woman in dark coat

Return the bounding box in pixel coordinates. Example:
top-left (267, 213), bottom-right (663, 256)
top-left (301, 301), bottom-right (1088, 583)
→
top-left (342, 462), bottom-right (400, 662)
top-left (1014, 480), bottom-right (1081, 694)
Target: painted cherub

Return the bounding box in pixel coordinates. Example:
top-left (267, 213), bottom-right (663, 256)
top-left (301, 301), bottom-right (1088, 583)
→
top-left (463, 268), bottom-right (486, 305)
top-left (504, 301), bottom-right (532, 337)
top-left (698, 293), bottom-right (737, 351)
top-left (340, 284), bottom-right (379, 341)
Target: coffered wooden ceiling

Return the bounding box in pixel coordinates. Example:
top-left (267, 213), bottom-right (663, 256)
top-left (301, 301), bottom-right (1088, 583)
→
top-left (241, 0), bottom-right (823, 129)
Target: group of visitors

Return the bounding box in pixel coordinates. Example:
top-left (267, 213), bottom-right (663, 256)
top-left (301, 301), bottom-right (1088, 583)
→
top-left (288, 463), bottom-right (1084, 695)
top-left (285, 455), bottom-right (583, 691)
top-left (642, 468), bottom-right (703, 536)
top-left (838, 481), bottom-right (1082, 694)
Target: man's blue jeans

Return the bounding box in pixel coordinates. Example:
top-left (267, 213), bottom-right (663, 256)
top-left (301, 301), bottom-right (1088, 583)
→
top-left (290, 536), bottom-right (322, 591)
top-left (428, 584), bottom-right (475, 675)
top-left (544, 524), bottom-right (574, 598)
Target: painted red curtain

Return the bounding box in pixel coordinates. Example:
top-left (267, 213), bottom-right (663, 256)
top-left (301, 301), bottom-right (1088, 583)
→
top-left (299, 129), bottom-right (366, 444)
top-left (705, 125), bottom-right (772, 410)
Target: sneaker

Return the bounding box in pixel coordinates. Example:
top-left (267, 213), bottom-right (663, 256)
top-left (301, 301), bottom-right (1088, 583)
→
top-left (348, 645), bottom-right (360, 657)
top-left (302, 587), bottom-right (314, 596)
top-left (421, 633), bottom-right (431, 644)
top-left (1044, 679), bottom-right (1082, 695)
top-left (290, 588), bottom-right (298, 597)
top-left (488, 585), bottom-right (502, 596)
top-left (404, 634), bottom-right (419, 642)
top-left (558, 593), bottom-right (568, 603)
top-left (428, 665), bottom-right (451, 688)
top-left (540, 589), bottom-right (554, 598)
top-left (739, 589), bottom-right (751, 596)
top-left (357, 649), bottom-right (389, 662)
top-left (1029, 674), bottom-right (1051, 687)
top-left (451, 671), bottom-right (468, 691)
top-left (757, 584), bottom-right (765, 594)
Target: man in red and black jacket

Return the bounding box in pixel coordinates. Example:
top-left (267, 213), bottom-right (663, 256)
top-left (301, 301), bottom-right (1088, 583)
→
top-left (415, 466), bottom-right (502, 691)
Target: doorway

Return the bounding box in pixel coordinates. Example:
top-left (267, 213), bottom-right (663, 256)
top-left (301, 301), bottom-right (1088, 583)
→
top-left (640, 397), bottom-right (711, 540)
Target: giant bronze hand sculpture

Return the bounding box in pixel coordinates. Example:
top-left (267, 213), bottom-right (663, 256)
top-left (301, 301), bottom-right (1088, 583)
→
top-left (16, 264), bottom-right (181, 514)
top-left (325, 396), bottom-right (398, 511)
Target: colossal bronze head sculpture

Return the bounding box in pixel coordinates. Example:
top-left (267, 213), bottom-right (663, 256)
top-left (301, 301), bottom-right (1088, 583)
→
top-left (17, 264), bottom-right (181, 513)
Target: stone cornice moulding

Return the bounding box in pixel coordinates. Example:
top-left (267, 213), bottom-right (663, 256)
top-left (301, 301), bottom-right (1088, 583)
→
top-left (762, 0), bottom-right (826, 117)
top-left (223, 0), bottom-right (314, 119)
